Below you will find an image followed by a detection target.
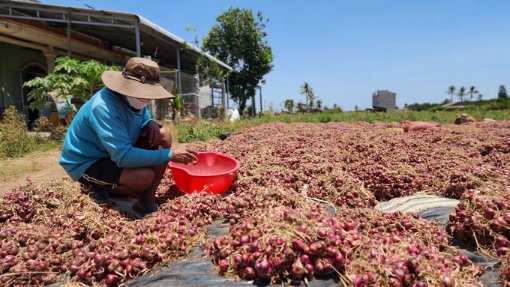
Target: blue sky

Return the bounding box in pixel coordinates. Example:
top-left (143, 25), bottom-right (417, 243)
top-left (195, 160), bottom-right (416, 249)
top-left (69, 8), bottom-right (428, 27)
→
top-left (43, 0), bottom-right (510, 111)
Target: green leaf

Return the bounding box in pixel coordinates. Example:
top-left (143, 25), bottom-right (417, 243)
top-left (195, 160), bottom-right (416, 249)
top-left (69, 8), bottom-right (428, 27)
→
top-left (23, 56), bottom-right (121, 112)
top-left (201, 8), bottom-right (273, 115)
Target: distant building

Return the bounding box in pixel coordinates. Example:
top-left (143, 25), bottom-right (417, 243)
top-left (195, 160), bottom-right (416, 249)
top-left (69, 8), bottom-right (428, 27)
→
top-left (372, 90), bottom-right (397, 112)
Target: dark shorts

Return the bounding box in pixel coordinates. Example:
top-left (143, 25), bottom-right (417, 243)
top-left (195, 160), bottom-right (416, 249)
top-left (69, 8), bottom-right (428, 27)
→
top-left (78, 123), bottom-right (164, 190)
top-left (78, 158), bottom-right (123, 190)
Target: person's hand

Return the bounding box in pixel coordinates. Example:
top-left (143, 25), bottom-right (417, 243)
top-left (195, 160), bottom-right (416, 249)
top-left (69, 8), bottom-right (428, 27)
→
top-left (171, 148), bottom-right (198, 165)
top-left (141, 120), bottom-right (161, 147)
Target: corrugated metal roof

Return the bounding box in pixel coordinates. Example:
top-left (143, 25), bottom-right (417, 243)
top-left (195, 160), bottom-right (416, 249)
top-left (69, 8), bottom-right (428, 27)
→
top-left (0, 0), bottom-right (232, 72)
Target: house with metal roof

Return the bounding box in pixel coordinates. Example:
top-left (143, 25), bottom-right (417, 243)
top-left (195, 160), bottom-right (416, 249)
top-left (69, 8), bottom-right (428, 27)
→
top-left (0, 0), bottom-right (232, 125)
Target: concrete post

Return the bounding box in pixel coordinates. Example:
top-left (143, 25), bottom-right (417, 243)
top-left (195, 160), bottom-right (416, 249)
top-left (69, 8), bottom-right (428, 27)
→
top-left (221, 82), bottom-right (226, 119)
top-left (42, 49), bottom-right (57, 73)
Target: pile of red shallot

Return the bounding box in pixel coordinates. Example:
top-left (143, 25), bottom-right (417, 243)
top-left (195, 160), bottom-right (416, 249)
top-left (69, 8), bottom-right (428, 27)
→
top-left (0, 180), bottom-right (224, 286)
top-left (207, 205), bottom-right (358, 284)
top-left (192, 121), bottom-right (508, 285)
top-left (448, 182), bottom-right (510, 281)
top-left (501, 253), bottom-right (510, 287)
top-left (1, 120), bottom-right (509, 286)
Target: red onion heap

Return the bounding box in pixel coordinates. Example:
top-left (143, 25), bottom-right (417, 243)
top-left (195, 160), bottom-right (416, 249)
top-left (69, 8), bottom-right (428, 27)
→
top-left (0, 180), bottom-right (224, 286)
top-left (1, 120), bottom-right (509, 286)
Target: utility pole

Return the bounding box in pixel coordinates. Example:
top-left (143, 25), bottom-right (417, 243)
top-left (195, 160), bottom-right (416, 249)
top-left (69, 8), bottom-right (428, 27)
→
top-left (221, 82), bottom-right (226, 120)
top-left (259, 86), bottom-right (263, 114)
top-left (251, 95), bottom-right (256, 117)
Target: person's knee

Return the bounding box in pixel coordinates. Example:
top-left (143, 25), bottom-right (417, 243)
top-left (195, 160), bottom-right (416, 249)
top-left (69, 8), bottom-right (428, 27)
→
top-left (160, 127), bottom-right (172, 149)
top-left (128, 169), bottom-right (154, 192)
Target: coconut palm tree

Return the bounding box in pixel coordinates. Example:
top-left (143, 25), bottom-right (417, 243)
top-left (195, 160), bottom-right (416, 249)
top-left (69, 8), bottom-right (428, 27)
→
top-left (446, 86), bottom-right (456, 102)
top-left (300, 82), bottom-right (314, 111)
top-left (457, 86), bottom-right (466, 102)
top-left (468, 86), bottom-right (478, 101)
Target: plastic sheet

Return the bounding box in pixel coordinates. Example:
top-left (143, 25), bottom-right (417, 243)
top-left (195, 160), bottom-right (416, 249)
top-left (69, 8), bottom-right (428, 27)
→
top-left (126, 220), bottom-right (341, 287)
top-left (375, 193), bottom-right (459, 214)
top-left (378, 195), bottom-right (502, 287)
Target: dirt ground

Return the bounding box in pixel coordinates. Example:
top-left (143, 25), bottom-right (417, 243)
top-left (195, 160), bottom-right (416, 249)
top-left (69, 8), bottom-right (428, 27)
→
top-left (0, 149), bottom-right (68, 195)
top-left (0, 142), bottom-right (186, 196)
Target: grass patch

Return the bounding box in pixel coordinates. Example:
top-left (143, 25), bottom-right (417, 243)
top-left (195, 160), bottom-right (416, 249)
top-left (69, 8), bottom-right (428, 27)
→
top-left (0, 106), bottom-right (36, 158)
top-left (273, 109), bottom-right (510, 123)
top-left (0, 106), bottom-right (63, 159)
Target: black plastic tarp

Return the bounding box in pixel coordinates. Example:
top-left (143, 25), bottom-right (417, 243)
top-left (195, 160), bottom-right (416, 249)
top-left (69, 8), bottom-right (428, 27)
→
top-left (126, 220), bottom-right (341, 287)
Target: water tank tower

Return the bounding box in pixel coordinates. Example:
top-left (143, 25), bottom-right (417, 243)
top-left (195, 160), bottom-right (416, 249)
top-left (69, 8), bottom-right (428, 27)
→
top-left (372, 90), bottom-right (396, 112)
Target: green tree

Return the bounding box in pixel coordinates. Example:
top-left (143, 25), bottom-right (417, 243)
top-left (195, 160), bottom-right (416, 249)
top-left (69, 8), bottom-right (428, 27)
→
top-left (296, 102), bottom-right (305, 113)
top-left (407, 102), bottom-right (440, 111)
top-left (498, 85), bottom-right (508, 99)
top-left (185, 25), bottom-right (199, 47)
top-left (446, 85), bottom-right (456, 102)
top-left (316, 99), bottom-right (322, 110)
top-left (169, 84), bottom-right (183, 122)
top-left (185, 25), bottom-right (228, 88)
top-left (23, 57), bottom-right (120, 111)
top-left (457, 86), bottom-right (466, 102)
top-left (468, 86), bottom-right (478, 101)
top-left (202, 8), bottom-right (273, 115)
top-left (300, 82), bottom-right (314, 111)
top-left (284, 99), bottom-right (294, 113)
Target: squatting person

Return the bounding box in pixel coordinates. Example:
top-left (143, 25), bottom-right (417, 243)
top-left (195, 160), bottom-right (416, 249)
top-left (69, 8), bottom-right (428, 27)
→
top-left (59, 57), bottom-right (198, 218)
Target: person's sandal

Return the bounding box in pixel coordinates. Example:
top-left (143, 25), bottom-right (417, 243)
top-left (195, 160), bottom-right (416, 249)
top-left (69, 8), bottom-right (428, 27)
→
top-left (131, 202), bottom-right (159, 218)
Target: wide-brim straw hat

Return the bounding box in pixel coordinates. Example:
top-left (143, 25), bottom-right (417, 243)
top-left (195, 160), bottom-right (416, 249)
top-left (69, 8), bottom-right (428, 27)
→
top-left (101, 57), bottom-right (174, 100)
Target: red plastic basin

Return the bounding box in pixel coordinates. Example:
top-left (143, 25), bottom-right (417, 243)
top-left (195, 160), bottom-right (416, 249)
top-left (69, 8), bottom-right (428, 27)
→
top-left (168, 152), bottom-right (240, 194)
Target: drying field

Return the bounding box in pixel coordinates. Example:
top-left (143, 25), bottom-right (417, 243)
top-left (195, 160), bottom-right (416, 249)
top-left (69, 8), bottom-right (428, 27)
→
top-left (1, 121), bottom-right (509, 286)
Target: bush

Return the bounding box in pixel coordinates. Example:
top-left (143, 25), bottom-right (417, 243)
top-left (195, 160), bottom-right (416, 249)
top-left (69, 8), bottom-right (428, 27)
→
top-left (32, 116), bottom-right (67, 140)
top-left (0, 106), bottom-right (36, 158)
top-left (176, 121), bottom-right (235, 143)
top-left (318, 114), bottom-right (333, 123)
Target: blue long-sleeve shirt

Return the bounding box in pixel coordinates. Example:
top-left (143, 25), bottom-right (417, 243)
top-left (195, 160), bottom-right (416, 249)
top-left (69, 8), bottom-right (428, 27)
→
top-left (59, 87), bottom-right (172, 180)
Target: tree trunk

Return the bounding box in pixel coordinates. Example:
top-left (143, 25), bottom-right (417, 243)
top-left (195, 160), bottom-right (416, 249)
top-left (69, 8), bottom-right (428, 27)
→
top-left (239, 99), bottom-right (247, 116)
